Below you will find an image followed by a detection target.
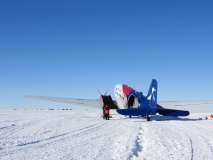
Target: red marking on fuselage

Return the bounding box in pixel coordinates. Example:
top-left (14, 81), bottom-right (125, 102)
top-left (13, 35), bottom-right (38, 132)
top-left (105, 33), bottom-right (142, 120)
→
top-left (122, 84), bottom-right (134, 95)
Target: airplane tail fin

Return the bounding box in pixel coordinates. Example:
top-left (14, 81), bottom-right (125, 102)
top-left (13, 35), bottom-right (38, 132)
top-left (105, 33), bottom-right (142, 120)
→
top-left (146, 79), bottom-right (158, 108)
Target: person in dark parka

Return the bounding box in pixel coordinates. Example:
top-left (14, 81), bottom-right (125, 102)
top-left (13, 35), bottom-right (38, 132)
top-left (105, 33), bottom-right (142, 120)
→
top-left (104, 104), bottom-right (110, 120)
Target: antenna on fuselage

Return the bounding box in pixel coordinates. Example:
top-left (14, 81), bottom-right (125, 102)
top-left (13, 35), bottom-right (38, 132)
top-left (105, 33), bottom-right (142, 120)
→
top-left (139, 91), bottom-right (144, 95)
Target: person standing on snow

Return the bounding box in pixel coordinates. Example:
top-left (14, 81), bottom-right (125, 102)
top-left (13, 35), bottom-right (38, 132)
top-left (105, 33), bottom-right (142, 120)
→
top-left (104, 104), bottom-right (110, 120)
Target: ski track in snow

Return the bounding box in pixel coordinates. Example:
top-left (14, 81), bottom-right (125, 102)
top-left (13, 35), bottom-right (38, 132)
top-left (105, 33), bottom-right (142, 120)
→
top-left (0, 111), bottom-right (213, 160)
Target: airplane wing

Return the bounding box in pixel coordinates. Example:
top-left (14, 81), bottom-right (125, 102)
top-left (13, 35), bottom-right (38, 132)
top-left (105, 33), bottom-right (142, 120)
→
top-left (24, 95), bottom-right (103, 108)
top-left (24, 95), bottom-right (213, 110)
top-left (158, 101), bottom-right (213, 109)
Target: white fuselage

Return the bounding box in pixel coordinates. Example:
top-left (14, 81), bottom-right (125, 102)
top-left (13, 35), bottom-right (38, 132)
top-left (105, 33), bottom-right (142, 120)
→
top-left (114, 84), bottom-right (127, 109)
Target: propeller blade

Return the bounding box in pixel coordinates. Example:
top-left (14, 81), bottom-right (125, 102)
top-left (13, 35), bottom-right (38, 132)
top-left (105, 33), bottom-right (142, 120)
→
top-left (104, 89), bottom-right (109, 95)
top-left (97, 90), bottom-right (102, 95)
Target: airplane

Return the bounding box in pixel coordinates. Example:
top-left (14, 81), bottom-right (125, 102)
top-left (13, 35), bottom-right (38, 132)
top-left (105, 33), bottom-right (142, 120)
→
top-left (24, 79), bottom-right (213, 121)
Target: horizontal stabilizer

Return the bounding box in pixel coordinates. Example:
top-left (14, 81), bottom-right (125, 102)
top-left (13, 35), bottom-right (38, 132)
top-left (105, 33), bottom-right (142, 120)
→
top-left (116, 108), bottom-right (149, 116)
top-left (157, 109), bottom-right (190, 116)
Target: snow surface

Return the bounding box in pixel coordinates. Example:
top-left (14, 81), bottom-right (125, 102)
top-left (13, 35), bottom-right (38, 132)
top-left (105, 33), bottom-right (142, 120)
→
top-left (0, 110), bottom-right (213, 160)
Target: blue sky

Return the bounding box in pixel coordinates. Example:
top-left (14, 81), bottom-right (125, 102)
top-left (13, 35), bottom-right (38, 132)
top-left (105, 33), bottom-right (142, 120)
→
top-left (0, 0), bottom-right (213, 109)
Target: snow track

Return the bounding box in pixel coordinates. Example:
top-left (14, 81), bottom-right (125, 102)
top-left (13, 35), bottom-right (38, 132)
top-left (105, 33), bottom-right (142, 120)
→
top-left (0, 111), bottom-right (213, 160)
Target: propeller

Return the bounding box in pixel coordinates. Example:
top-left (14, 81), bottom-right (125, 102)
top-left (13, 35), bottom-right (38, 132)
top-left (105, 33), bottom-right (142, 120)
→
top-left (97, 89), bottom-right (109, 96)
top-left (97, 89), bottom-right (109, 100)
top-left (97, 90), bottom-right (102, 95)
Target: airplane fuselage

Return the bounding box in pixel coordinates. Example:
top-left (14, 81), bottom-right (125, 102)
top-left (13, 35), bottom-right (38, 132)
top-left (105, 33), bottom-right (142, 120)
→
top-left (114, 82), bottom-right (158, 117)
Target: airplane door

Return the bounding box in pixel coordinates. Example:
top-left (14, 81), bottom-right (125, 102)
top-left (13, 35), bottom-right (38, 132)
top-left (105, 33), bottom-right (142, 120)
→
top-left (133, 97), bottom-right (139, 108)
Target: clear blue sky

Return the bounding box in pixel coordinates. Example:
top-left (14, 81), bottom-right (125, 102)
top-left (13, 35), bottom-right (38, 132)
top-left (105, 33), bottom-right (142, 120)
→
top-left (1, 0), bottom-right (213, 109)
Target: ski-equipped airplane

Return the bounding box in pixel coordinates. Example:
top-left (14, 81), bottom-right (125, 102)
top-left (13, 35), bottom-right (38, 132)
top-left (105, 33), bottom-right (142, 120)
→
top-left (24, 79), bottom-right (213, 121)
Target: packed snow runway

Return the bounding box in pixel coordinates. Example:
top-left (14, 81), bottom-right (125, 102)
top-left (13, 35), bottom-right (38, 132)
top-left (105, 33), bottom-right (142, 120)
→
top-left (0, 110), bottom-right (213, 160)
